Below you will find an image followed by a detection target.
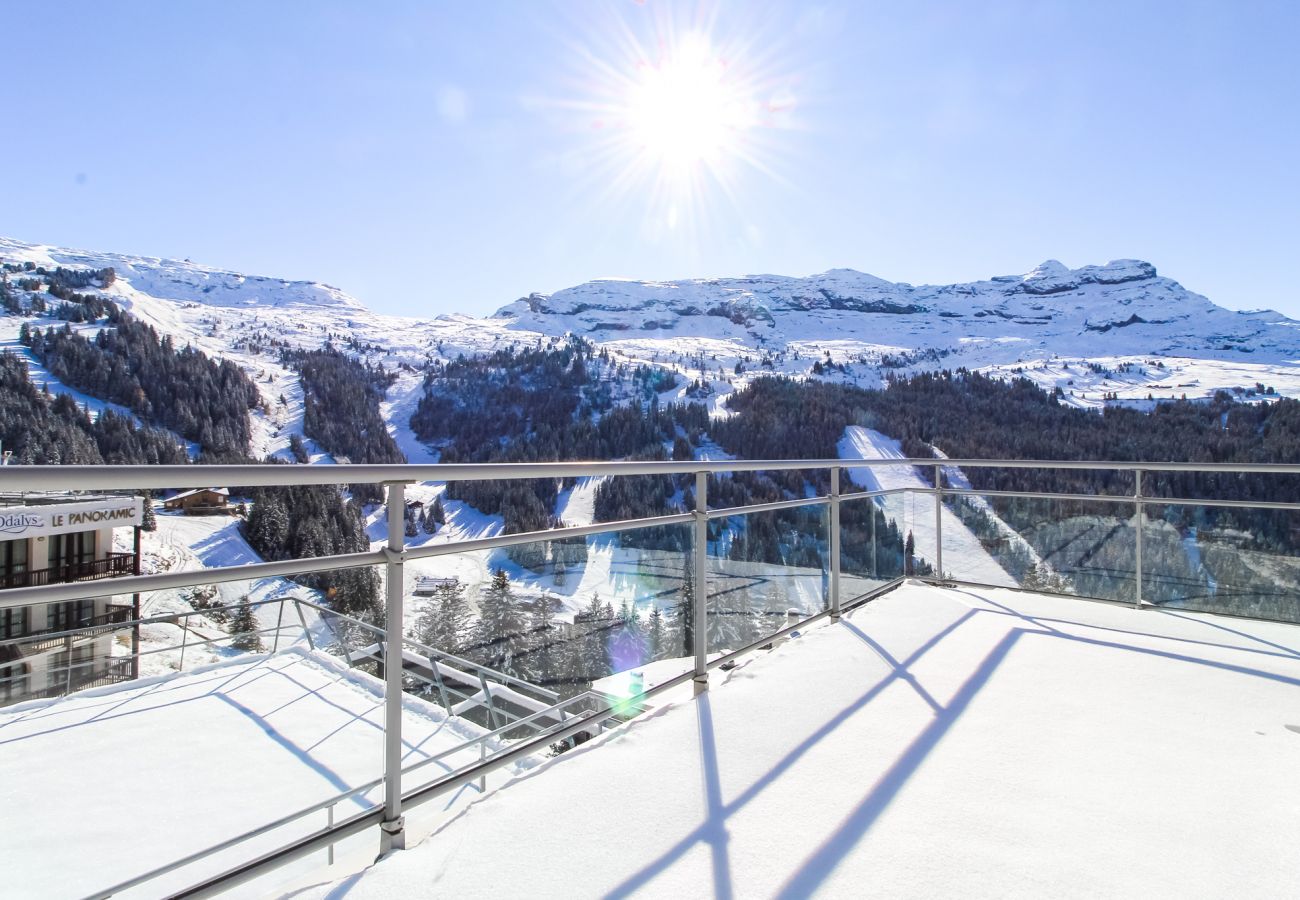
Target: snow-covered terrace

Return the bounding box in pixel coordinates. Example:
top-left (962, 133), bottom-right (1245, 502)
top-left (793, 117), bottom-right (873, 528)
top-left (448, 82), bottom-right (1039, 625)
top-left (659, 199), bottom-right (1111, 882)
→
top-left (308, 582), bottom-right (1300, 899)
top-left (0, 649), bottom-right (528, 898)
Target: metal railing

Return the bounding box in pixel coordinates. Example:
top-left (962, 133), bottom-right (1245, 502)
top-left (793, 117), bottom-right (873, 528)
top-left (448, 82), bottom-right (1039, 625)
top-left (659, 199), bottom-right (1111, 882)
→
top-left (0, 457), bottom-right (1297, 897)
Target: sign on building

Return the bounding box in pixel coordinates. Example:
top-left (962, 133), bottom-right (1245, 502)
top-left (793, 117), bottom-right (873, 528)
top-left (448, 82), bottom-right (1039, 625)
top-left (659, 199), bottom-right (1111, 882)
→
top-left (0, 498), bottom-right (143, 539)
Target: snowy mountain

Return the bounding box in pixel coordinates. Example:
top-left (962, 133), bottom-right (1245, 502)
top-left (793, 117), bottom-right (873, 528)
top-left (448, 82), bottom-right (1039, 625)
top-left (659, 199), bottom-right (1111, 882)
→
top-left (4, 235), bottom-right (1300, 436)
top-left (497, 258), bottom-right (1300, 394)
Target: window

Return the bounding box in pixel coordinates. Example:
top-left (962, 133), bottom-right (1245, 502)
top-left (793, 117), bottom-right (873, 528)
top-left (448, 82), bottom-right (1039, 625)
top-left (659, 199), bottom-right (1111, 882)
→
top-left (47, 600), bottom-right (95, 632)
top-left (0, 662), bottom-right (26, 702)
top-left (50, 646), bottom-right (96, 690)
top-left (0, 607), bottom-right (28, 640)
top-left (1, 539), bottom-right (28, 575)
top-left (47, 532), bottom-right (96, 570)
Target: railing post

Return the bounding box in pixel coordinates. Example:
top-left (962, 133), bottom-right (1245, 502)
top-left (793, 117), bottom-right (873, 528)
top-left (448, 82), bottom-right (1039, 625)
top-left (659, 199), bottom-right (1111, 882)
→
top-left (829, 467), bottom-right (841, 620)
top-left (934, 464), bottom-right (944, 582)
top-left (64, 634), bottom-right (73, 694)
top-left (272, 598), bottom-right (286, 654)
top-left (1134, 469), bottom-right (1144, 609)
top-left (379, 481), bottom-right (407, 855)
top-left (294, 599), bottom-right (315, 650)
top-left (693, 471), bottom-right (708, 696)
top-left (327, 803), bottom-right (335, 866)
top-left (870, 496), bottom-right (877, 578)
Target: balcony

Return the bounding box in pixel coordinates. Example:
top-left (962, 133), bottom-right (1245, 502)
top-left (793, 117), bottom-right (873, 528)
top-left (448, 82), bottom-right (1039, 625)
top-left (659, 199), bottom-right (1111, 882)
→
top-left (0, 458), bottom-right (1297, 897)
top-left (0, 551), bottom-right (135, 590)
top-left (16, 603), bottom-right (134, 655)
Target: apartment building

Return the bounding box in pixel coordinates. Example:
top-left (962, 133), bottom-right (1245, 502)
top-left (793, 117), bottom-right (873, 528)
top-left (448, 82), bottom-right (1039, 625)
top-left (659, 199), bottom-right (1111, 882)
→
top-left (0, 493), bottom-right (143, 704)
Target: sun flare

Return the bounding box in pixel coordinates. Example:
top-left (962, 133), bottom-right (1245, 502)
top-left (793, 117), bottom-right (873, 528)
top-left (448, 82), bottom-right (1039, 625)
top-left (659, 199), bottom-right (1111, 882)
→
top-left (623, 35), bottom-right (755, 170)
top-left (553, 14), bottom-right (799, 239)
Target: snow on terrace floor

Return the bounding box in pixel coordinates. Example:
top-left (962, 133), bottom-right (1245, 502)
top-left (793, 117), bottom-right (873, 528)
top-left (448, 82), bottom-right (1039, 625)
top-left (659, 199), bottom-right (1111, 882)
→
top-left (838, 426), bottom-right (1015, 587)
top-left (0, 649), bottom-right (528, 898)
top-left (304, 583), bottom-right (1300, 900)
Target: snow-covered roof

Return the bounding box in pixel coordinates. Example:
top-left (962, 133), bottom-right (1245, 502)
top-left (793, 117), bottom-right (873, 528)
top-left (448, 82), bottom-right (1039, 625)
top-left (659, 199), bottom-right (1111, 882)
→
top-left (307, 583), bottom-right (1300, 898)
top-left (166, 487), bottom-right (229, 501)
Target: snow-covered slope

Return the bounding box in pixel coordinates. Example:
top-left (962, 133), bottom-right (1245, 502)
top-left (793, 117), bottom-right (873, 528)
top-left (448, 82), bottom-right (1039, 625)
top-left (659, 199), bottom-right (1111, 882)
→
top-left (4, 235), bottom-right (1299, 432)
top-left (496, 258), bottom-right (1300, 407)
top-left (498, 259), bottom-right (1300, 365)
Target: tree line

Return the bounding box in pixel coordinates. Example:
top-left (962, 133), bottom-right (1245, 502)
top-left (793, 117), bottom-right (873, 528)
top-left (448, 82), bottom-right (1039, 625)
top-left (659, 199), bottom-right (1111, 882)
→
top-left (21, 310), bottom-right (259, 456)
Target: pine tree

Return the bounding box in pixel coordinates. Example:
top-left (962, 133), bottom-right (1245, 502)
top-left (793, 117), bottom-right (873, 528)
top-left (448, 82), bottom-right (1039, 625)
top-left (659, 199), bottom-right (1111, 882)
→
top-left (141, 491), bottom-right (157, 532)
top-left (608, 599), bottom-right (646, 671)
top-left (413, 580), bottom-right (471, 654)
top-left (579, 593), bottom-right (612, 680)
top-left (904, 530), bottom-right (916, 577)
top-left (671, 567), bottom-right (696, 658)
top-left (431, 496), bottom-right (446, 526)
top-left (229, 596), bottom-right (263, 652)
top-left (472, 569), bottom-right (527, 675)
top-left (647, 606), bottom-right (666, 660)
top-left (524, 595), bottom-right (560, 685)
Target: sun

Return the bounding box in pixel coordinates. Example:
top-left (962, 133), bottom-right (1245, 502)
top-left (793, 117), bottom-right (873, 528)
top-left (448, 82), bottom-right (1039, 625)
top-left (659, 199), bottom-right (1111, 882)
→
top-left (547, 13), bottom-right (799, 239)
top-left (623, 34), bottom-right (755, 170)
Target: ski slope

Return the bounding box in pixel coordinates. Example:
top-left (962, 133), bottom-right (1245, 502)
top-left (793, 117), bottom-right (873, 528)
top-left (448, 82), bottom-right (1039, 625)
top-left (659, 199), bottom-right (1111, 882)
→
top-left (838, 425), bottom-right (1015, 586)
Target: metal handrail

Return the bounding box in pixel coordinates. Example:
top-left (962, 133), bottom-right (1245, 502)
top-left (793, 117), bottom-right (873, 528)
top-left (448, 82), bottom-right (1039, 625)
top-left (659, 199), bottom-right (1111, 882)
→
top-left (4, 456), bottom-right (1300, 494)
top-left (3, 456), bottom-right (1299, 898)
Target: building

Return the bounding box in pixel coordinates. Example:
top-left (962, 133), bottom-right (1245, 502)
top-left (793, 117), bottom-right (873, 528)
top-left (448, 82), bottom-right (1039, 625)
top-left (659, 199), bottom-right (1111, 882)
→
top-left (162, 487), bottom-right (230, 515)
top-left (0, 493), bottom-right (143, 705)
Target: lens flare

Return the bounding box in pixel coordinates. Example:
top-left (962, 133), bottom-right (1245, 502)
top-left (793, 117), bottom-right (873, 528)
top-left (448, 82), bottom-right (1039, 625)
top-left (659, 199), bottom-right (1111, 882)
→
top-left (624, 33), bottom-right (756, 171)
top-left (539, 8), bottom-right (801, 245)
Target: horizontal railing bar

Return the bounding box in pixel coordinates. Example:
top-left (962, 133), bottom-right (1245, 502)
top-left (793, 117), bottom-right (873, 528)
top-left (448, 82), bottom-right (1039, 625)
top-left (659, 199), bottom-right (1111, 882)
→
top-left (1137, 496), bottom-right (1300, 512)
top-left (397, 634), bottom-right (561, 701)
top-left (171, 806), bottom-right (386, 900)
top-left (400, 695), bottom-right (598, 779)
top-left (924, 576), bottom-right (1146, 611)
top-left (96, 779), bottom-right (386, 898)
top-left (708, 495), bottom-right (829, 519)
top-left (706, 578), bottom-right (906, 670)
top-left (0, 549), bottom-right (385, 611)
top-left (0, 598), bottom-right (285, 649)
top-left (292, 596), bottom-right (385, 637)
top-left (943, 487), bottom-right (1136, 505)
top-left (944, 487), bottom-right (1300, 511)
top-left (8, 457), bottom-right (1300, 494)
top-left (290, 593), bottom-right (559, 700)
top-left (936, 576), bottom-right (1300, 628)
top-left (402, 695), bottom-right (667, 813)
top-left (838, 487), bottom-right (907, 502)
top-left (402, 512), bottom-right (695, 563)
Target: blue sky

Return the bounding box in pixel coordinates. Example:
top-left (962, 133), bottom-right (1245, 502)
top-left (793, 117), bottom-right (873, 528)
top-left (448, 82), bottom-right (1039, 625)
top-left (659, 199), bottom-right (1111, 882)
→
top-left (3, 1), bottom-right (1297, 317)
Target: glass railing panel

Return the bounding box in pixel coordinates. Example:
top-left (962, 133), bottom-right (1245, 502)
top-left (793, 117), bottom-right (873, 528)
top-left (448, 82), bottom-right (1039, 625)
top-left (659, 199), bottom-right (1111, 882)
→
top-left (705, 504), bottom-right (828, 655)
top-left (1141, 503), bottom-right (1300, 623)
top-left (840, 491), bottom-right (908, 598)
top-left (944, 493), bottom-right (1138, 602)
top-left (401, 523), bottom-right (695, 735)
